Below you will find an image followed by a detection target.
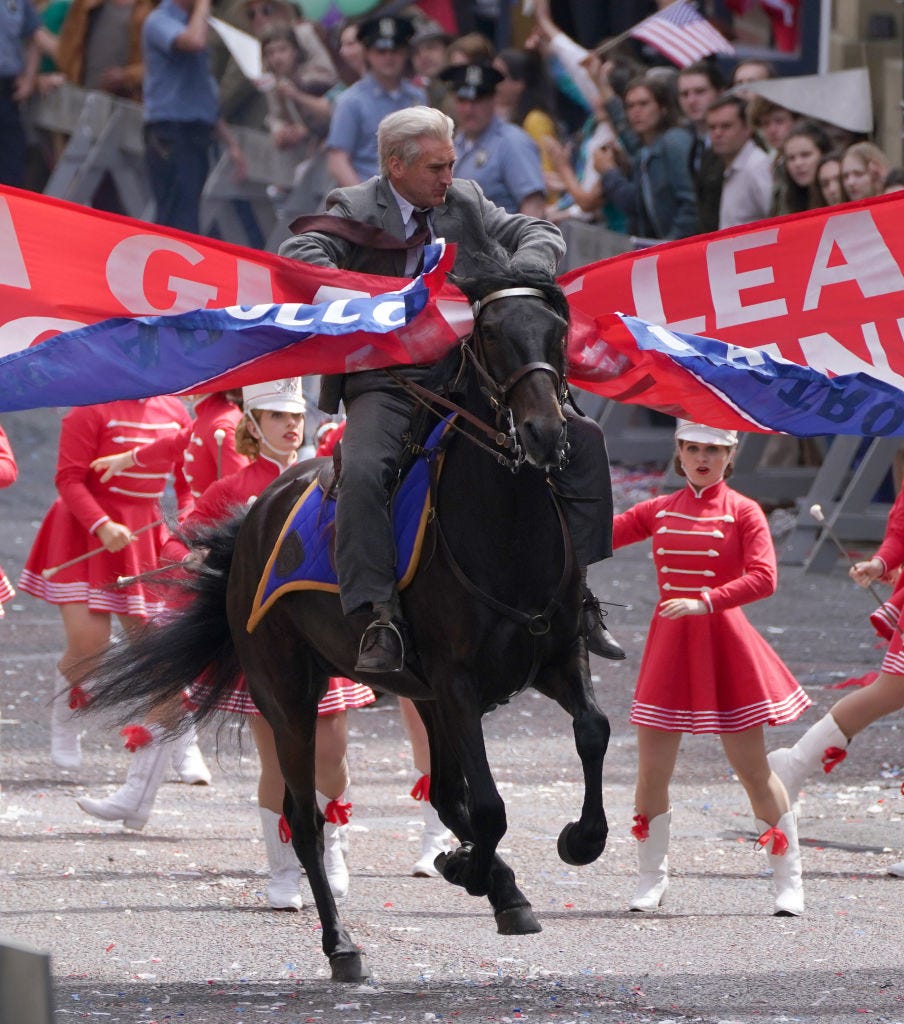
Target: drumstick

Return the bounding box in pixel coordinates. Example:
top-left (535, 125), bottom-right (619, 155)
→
top-left (115, 562), bottom-right (183, 588)
top-left (214, 428), bottom-right (226, 479)
top-left (809, 504), bottom-right (900, 627)
top-left (41, 520), bottom-right (163, 579)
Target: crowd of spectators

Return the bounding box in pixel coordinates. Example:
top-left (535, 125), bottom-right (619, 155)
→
top-left (1, 0), bottom-right (901, 246)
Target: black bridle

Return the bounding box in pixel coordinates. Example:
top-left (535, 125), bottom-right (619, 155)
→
top-left (389, 286), bottom-right (568, 473)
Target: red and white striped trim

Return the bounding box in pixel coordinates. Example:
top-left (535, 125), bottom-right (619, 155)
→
top-left (0, 573), bottom-right (14, 605)
top-left (630, 689), bottom-right (811, 734)
top-left (17, 570), bottom-right (164, 617)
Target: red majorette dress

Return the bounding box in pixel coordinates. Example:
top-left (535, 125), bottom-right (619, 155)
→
top-left (179, 452), bottom-right (375, 718)
top-left (0, 424), bottom-right (17, 617)
top-left (613, 478), bottom-right (811, 734)
top-left (18, 398), bottom-right (191, 618)
top-left (134, 392), bottom-right (249, 506)
top-left (863, 486), bottom-right (904, 676)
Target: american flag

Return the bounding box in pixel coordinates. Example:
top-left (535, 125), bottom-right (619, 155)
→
top-left (630, 1), bottom-right (735, 67)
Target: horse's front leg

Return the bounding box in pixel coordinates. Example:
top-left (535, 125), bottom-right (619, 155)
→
top-left (418, 703), bottom-right (541, 935)
top-left (271, 719), bottom-right (369, 983)
top-left (425, 682), bottom-right (507, 898)
top-left (534, 641), bottom-right (610, 866)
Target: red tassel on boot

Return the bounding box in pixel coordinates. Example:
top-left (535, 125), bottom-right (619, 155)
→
top-left (410, 774), bottom-right (431, 801)
top-left (120, 724), bottom-right (154, 752)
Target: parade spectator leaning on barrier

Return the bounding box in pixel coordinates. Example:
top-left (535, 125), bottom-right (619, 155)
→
top-left (324, 15), bottom-right (425, 188)
top-left (675, 61), bottom-right (724, 234)
top-left (814, 150), bottom-right (845, 206)
top-left (705, 94), bottom-right (771, 229)
top-left (0, 0), bottom-right (40, 188)
top-left (772, 120), bottom-right (832, 216)
top-left (593, 74), bottom-right (699, 242)
top-left (841, 141), bottom-right (891, 202)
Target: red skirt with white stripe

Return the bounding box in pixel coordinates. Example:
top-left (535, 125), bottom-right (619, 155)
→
top-left (189, 674), bottom-right (375, 717)
top-left (879, 608), bottom-right (904, 676)
top-left (630, 605), bottom-right (811, 734)
top-left (18, 496), bottom-right (169, 619)
top-left (0, 567), bottom-right (13, 617)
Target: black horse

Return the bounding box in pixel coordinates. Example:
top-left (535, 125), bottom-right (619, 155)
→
top-left (84, 263), bottom-right (612, 982)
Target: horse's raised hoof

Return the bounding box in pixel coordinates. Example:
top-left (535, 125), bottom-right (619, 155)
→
top-left (329, 951), bottom-right (370, 983)
top-left (438, 844), bottom-right (490, 896)
top-left (495, 905), bottom-right (541, 935)
top-left (557, 821), bottom-right (606, 866)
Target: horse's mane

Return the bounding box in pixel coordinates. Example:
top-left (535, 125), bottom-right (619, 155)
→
top-left (449, 249), bottom-right (570, 325)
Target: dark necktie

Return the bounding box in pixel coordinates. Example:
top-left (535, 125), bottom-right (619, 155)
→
top-left (410, 209), bottom-right (431, 274)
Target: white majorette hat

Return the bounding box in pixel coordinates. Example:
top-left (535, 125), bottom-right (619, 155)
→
top-left (674, 420), bottom-right (738, 447)
top-left (242, 378), bottom-right (306, 414)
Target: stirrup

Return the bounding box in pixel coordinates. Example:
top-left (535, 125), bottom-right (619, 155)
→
top-left (356, 618), bottom-right (405, 673)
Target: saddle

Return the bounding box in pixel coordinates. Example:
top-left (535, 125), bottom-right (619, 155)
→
top-left (247, 416), bottom-right (453, 632)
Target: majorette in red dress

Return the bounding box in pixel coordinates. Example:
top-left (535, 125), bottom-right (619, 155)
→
top-left (0, 423), bottom-right (17, 617)
top-left (18, 398), bottom-right (190, 618)
top-left (135, 392), bottom-right (249, 505)
top-left (613, 478), bottom-right (811, 734)
top-left (178, 451), bottom-right (374, 717)
top-left (862, 485), bottom-right (904, 676)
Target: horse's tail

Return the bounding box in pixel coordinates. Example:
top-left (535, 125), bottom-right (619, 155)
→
top-left (83, 514), bottom-right (244, 730)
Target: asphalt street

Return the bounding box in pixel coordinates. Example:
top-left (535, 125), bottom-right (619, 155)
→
top-left (1, 408), bottom-right (903, 1024)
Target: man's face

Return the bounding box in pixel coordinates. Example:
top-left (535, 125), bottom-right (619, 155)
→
top-left (677, 73), bottom-right (719, 128)
top-left (706, 104), bottom-right (750, 161)
top-left (366, 45), bottom-right (409, 86)
top-left (388, 136), bottom-right (456, 209)
top-left (412, 39), bottom-right (447, 78)
top-left (452, 94), bottom-right (495, 139)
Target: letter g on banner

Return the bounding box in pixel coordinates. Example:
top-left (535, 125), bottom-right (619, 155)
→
top-left (106, 236), bottom-right (219, 315)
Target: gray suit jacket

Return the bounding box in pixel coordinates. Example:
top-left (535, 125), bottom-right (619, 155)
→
top-left (278, 176), bottom-right (566, 413)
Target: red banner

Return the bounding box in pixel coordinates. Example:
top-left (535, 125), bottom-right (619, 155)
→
top-left (0, 186), bottom-right (470, 366)
top-left (4, 185), bottom-right (904, 410)
top-left (564, 191), bottom-right (904, 395)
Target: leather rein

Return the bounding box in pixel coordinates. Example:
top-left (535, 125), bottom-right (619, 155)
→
top-left (387, 285), bottom-right (566, 473)
top-left (395, 285), bottom-right (576, 695)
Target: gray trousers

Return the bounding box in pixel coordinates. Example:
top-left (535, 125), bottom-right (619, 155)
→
top-left (335, 370), bottom-right (613, 615)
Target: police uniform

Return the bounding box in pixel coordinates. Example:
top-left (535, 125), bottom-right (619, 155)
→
top-left (325, 16), bottom-right (426, 181)
top-left (439, 63), bottom-right (546, 214)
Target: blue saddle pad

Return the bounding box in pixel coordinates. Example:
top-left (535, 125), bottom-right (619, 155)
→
top-left (248, 416), bottom-right (452, 632)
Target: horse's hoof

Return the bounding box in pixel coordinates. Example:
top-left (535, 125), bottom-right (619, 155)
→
top-left (329, 951), bottom-right (370, 983)
top-left (438, 847), bottom-right (490, 896)
top-left (557, 821), bottom-right (606, 866)
top-left (495, 905), bottom-right (542, 935)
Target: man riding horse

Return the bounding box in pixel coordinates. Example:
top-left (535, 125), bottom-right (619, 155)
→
top-left (280, 100), bottom-right (621, 674)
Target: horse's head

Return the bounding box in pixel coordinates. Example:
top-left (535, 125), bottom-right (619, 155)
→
top-left (451, 259), bottom-right (569, 472)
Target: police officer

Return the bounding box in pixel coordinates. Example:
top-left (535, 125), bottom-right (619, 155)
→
top-left (325, 15), bottom-right (426, 188)
top-left (438, 63), bottom-right (546, 218)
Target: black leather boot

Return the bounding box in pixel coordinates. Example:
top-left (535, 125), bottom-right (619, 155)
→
top-left (354, 602), bottom-right (406, 673)
top-left (581, 589), bottom-right (626, 661)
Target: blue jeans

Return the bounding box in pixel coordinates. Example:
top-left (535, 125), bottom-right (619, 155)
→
top-left (143, 120), bottom-right (214, 235)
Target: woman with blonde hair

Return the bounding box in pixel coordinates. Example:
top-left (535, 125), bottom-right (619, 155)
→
top-left (841, 141), bottom-right (891, 201)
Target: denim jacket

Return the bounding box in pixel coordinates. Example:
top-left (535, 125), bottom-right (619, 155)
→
top-left (601, 126), bottom-right (700, 241)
